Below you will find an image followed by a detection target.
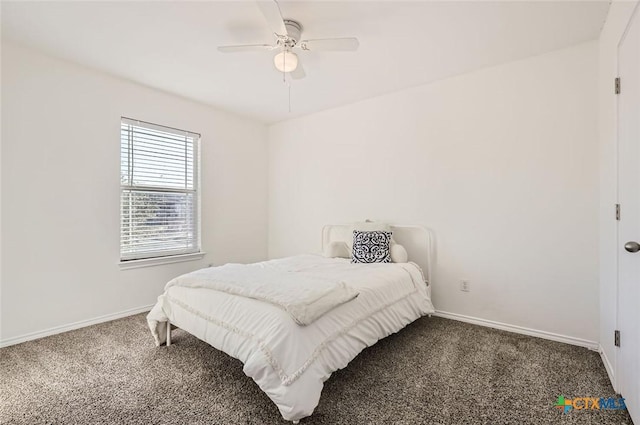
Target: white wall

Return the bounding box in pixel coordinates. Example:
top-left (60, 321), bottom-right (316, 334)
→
top-left (0, 42), bottom-right (268, 344)
top-left (598, 0), bottom-right (640, 389)
top-left (269, 42), bottom-right (599, 343)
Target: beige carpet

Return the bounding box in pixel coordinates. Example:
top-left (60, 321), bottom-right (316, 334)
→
top-left (0, 314), bottom-right (633, 424)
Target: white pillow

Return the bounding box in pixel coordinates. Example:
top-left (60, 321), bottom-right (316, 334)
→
top-left (390, 243), bottom-right (408, 263)
top-left (352, 221), bottom-right (391, 232)
top-left (323, 241), bottom-right (351, 259)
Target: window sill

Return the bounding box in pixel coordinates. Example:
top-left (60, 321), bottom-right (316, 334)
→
top-left (119, 252), bottom-right (206, 270)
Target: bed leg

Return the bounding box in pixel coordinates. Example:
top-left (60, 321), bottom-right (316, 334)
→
top-left (166, 321), bottom-right (171, 347)
top-left (428, 314), bottom-right (432, 318)
top-left (292, 421), bottom-right (299, 424)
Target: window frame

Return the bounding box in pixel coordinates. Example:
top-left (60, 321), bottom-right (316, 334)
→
top-left (118, 117), bottom-right (203, 268)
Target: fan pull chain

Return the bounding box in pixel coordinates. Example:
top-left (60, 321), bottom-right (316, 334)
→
top-left (280, 51), bottom-right (291, 113)
top-left (282, 77), bottom-right (291, 113)
top-left (282, 51), bottom-right (286, 83)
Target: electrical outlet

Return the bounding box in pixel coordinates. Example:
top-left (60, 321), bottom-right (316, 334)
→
top-left (460, 280), bottom-right (470, 292)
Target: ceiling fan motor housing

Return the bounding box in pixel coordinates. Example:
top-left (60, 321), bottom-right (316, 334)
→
top-left (283, 20), bottom-right (302, 46)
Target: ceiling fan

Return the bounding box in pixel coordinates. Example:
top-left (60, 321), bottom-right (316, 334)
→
top-left (217, 0), bottom-right (360, 79)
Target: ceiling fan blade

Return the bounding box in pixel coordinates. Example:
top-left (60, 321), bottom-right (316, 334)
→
top-left (256, 0), bottom-right (287, 36)
top-left (298, 37), bottom-right (359, 52)
top-left (290, 62), bottom-right (306, 80)
top-left (217, 44), bottom-right (275, 53)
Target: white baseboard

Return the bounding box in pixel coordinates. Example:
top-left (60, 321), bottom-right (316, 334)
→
top-left (0, 304), bottom-right (154, 348)
top-left (599, 345), bottom-right (616, 391)
top-left (1, 306), bottom-right (602, 353)
top-left (433, 310), bottom-right (599, 351)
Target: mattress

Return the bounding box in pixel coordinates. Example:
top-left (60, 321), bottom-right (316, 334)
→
top-left (147, 254), bottom-right (435, 421)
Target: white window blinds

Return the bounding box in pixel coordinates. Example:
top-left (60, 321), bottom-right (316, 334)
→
top-left (120, 118), bottom-right (200, 261)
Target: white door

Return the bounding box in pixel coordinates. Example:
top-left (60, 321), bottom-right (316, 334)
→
top-left (617, 3), bottom-right (640, 422)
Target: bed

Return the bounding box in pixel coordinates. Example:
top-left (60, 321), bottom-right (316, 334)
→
top-left (147, 224), bottom-right (435, 422)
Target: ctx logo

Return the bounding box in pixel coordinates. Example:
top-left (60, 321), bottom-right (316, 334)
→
top-left (554, 395), bottom-right (626, 413)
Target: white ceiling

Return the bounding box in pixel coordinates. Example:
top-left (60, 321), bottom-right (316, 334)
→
top-left (2, 1), bottom-right (610, 123)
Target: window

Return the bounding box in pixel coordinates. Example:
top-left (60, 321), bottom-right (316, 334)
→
top-left (120, 118), bottom-right (200, 262)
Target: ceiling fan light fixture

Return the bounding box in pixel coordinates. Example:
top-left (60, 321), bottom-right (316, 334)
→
top-left (274, 51), bottom-right (298, 73)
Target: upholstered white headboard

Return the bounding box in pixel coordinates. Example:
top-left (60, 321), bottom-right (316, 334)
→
top-left (321, 224), bottom-right (435, 285)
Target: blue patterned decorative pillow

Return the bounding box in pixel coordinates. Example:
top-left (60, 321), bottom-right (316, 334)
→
top-left (352, 230), bottom-right (392, 263)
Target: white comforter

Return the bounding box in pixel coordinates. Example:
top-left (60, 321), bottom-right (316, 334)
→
top-left (160, 262), bottom-right (359, 326)
top-left (147, 255), bottom-right (435, 421)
